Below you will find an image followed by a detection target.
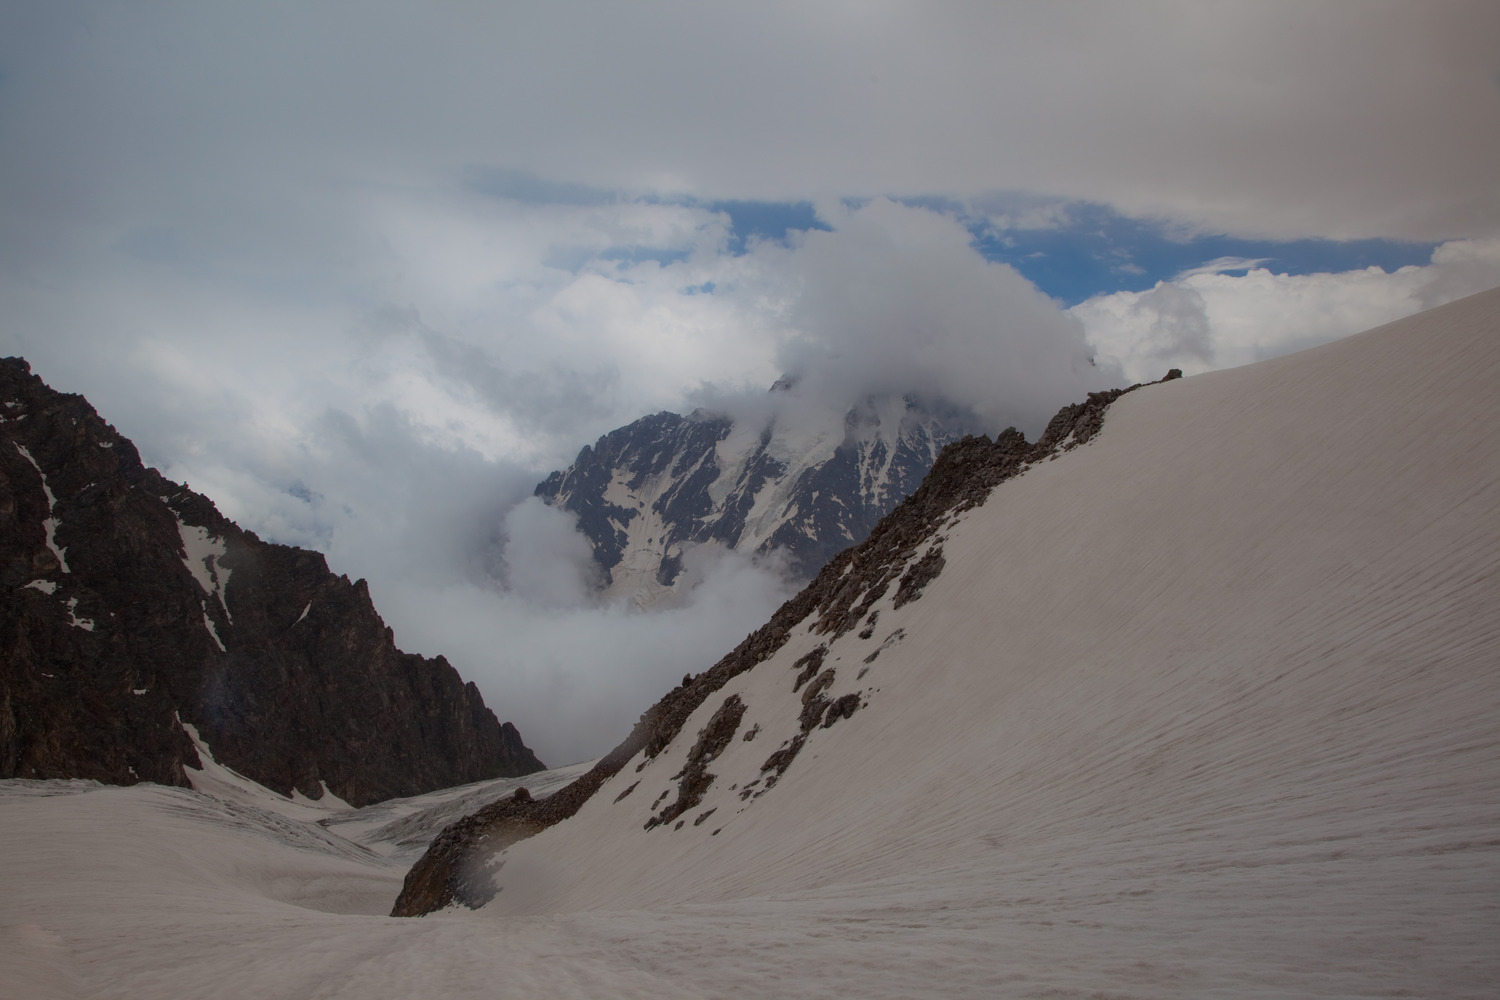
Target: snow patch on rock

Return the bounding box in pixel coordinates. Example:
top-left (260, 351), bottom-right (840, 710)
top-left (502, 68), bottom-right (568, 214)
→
top-left (178, 521), bottom-right (232, 622)
top-left (14, 441), bottom-right (70, 573)
top-left (64, 597), bottom-right (93, 631)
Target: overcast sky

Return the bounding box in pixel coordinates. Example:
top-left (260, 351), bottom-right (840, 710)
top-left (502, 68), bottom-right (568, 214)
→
top-left (2, 1), bottom-right (1498, 764)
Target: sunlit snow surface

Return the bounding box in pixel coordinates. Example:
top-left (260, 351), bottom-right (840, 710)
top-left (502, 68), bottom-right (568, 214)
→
top-left (3, 290), bottom-right (1499, 998)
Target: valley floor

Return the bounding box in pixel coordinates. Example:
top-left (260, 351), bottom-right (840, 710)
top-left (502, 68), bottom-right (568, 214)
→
top-left (2, 734), bottom-right (1496, 998)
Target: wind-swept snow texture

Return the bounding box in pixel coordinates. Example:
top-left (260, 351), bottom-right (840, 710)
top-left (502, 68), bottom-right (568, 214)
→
top-left (398, 289), bottom-right (1497, 995)
top-left (3, 290), bottom-right (1497, 999)
top-left (0, 759), bottom-right (591, 1000)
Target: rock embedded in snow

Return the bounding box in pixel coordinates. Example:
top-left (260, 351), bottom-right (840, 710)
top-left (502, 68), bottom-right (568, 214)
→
top-left (0, 357), bottom-right (544, 804)
top-left (643, 692), bottom-right (746, 831)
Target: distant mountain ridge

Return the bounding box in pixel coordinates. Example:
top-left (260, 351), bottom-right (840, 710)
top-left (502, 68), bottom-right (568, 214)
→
top-left (535, 387), bottom-right (980, 606)
top-left (0, 358), bottom-right (543, 806)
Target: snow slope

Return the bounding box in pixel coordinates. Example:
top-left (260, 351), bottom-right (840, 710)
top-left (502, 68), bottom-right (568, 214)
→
top-left (0, 756), bottom-right (593, 1000)
top-left (3, 288), bottom-right (1498, 998)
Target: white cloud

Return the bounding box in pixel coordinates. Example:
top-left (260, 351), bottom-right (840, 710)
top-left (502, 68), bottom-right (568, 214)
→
top-left (1074, 240), bottom-right (1500, 382)
top-left (1174, 257), bottom-right (1273, 280)
top-left (774, 199), bottom-right (1116, 435)
top-left (501, 499), bottom-right (600, 608)
top-left (373, 545), bottom-right (795, 765)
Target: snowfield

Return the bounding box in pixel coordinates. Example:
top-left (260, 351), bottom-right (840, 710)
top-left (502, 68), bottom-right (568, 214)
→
top-left (3, 288), bottom-right (1498, 998)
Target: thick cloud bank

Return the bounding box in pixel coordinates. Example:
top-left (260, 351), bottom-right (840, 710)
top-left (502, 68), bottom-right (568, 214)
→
top-left (1074, 240), bottom-right (1500, 382)
top-left (376, 543), bottom-right (793, 767)
top-left (4, 3), bottom-right (1497, 241)
top-left (776, 200), bottom-right (1109, 435)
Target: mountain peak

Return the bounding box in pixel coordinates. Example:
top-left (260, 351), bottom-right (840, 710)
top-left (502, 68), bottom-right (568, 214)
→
top-left (535, 391), bottom-right (982, 607)
top-left (0, 359), bottom-right (545, 804)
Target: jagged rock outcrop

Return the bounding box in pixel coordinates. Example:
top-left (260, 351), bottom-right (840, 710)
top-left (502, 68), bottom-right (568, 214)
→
top-left (0, 358), bottom-right (543, 806)
top-left (393, 371), bottom-right (1180, 915)
top-left (535, 390), bottom-right (980, 606)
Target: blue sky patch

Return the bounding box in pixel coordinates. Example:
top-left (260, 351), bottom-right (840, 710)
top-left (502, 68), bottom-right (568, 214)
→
top-left (706, 200), bottom-right (831, 254)
top-left (470, 175), bottom-right (1437, 303)
top-left (962, 200), bottom-right (1437, 305)
top-left (598, 245), bottom-right (692, 268)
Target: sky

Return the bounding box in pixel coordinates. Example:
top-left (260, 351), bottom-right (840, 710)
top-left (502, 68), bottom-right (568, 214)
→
top-left (1, 1), bottom-right (1498, 764)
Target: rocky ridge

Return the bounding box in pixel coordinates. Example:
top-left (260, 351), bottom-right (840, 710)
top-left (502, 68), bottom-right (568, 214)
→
top-left (535, 391), bottom-right (979, 606)
top-left (392, 371), bottom-right (1179, 915)
top-left (0, 358), bottom-right (544, 806)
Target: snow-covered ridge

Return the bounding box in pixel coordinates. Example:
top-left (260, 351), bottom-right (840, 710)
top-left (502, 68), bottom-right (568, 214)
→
top-left (537, 391), bottom-right (980, 607)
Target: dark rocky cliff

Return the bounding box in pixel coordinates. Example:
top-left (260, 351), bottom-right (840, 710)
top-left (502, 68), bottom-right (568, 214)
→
top-left (0, 358), bottom-right (543, 806)
top-left (393, 371), bottom-right (1180, 915)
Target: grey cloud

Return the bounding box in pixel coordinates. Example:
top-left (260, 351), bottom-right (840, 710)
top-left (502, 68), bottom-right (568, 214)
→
top-left (375, 543), bottom-right (796, 765)
top-left (500, 499), bottom-right (601, 607)
top-left (1106, 282), bottom-right (1214, 369)
top-left (774, 200), bottom-right (1116, 437)
top-left (3, 2), bottom-right (1497, 246)
top-left (1074, 238), bottom-right (1500, 382)
top-left (392, 310), bottom-right (627, 445)
top-left (963, 193), bottom-right (1080, 233)
top-left (466, 167), bottom-right (617, 208)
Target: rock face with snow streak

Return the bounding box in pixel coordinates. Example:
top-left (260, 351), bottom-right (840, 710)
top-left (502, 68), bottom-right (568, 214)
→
top-left (535, 390), bottom-right (980, 606)
top-left (0, 358), bottom-right (543, 805)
